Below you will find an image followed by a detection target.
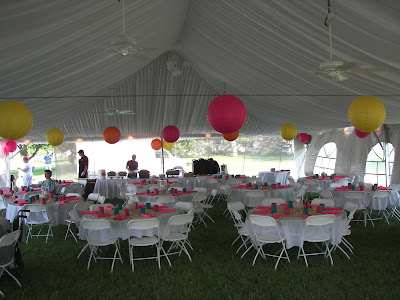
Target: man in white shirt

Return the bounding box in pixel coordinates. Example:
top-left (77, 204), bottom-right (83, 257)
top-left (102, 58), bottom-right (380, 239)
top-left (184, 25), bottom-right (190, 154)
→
top-left (18, 156), bottom-right (35, 186)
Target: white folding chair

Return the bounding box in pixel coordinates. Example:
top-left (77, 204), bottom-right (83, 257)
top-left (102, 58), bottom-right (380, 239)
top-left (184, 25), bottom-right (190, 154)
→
top-left (0, 230), bottom-right (22, 296)
top-left (227, 205), bottom-right (251, 256)
top-left (311, 198), bottom-right (335, 208)
top-left (371, 190), bottom-right (391, 224)
top-left (23, 204), bottom-right (53, 243)
top-left (344, 191), bottom-right (372, 227)
top-left (74, 201), bottom-right (94, 216)
top-left (287, 176), bottom-right (301, 190)
top-left (80, 219), bottom-right (123, 271)
top-left (174, 201), bottom-right (193, 214)
top-left (64, 183), bottom-right (84, 196)
top-left (193, 187), bottom-right (207, 193)
top-left (304, 179), bottom-right (320, 193)
top-left (127, 218), bottom-right (160, 272)
top-left (297, 215), bottom-right (336, 267)
top-left (247, 215), bottom-right (290, 269)
top-left (191, 193), bottom-right (208, 227)
top-left (200, 189), bottom-right (216, 224)
top-left (87, 193), bottom-right (100, 202)
top-left (244, 190), bottom-right (264, 209)
top-left (64, 209), bottom-right (81, 243)
top-left (153, 196), bottom-right (176, 208)
top-left (292, 185), bottom-right (308, 201)
top-left (206, 179), bottom-right (219, 193)
top-left (319, 190), bottom-right (333, 199)
top-left (261, 198), bottom-right (286, 206)
top-left (160, 214), bottom-right (194, 266)
top-left (220, 184), bottom-right (232, 202)
top-left (97, 195), bottom-right (106, 204)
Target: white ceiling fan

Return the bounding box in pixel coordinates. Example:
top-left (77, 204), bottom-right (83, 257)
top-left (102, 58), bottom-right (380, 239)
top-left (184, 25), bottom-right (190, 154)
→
top-left (313, 0), bottom-right (387, 81)
top-left (109, 0), bottom-right (156, 57)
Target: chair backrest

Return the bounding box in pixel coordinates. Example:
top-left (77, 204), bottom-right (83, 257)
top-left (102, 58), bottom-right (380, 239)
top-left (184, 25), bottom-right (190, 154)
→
top-left (372, 190), bottom-right (392, 198)
top-left (227, 201), bottom-right (246, 213)
top-left (305, 214), bottom-right (336, 226)
top-left (167, 214), bottom-right (194, 227)
top-left (69, 210), bottom-right (81, 224)
top-left (343, 201), bottom-right (358, 225)
top-left (311, 198), bottom-right (335, 208)
top-left (229, 208), bottom-right (245, 228)
top-left (304, 215), bottom-right (335, 242)
top-left (192, 193), bottom-right (208, 203)
top-left (74, 201), bottom-right (94, 212)
top-left (0, 230), bottom-right (21, 249)
top-left (97, 195), bottom-right (106, 204)
top-left (319, 190), bottom-right (333, 198)
top-left (261, 198), bottom-right (286, 206)
top-left (244, 190), bottom-right (264, 197)
top-left (249, 215), bottom-right (282, 240)
top-left (87, 193), bottom-right (100, 201)
top-left (81, 219), bottom-right (111, 231)
top-left (153, 196), bottom-right (175, 204)
top-left (287, 176), bottom-right (295, 185)
top-left (0, 195), bottom-right (6, 210)
top-left (193, 187), bottom-right (207, 193)
top-left (175, 201), bottom-right (193, 212)
top-left (23, 204), bottom-right (46, 213)
top-left (187, 207), bottom-right (196, 216)
top-left (90, 203), bottom-right (113, 211)
top-left (65, 183), bottom-right (84, 195)
top-left (127, 218), bottom-right (159, 231)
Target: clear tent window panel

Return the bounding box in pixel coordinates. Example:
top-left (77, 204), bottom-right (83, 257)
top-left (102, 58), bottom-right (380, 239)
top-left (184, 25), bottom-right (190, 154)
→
top-left (313, 142), bottom-right (337, 174)
top-left (365, 143), bottom-right (395, 186)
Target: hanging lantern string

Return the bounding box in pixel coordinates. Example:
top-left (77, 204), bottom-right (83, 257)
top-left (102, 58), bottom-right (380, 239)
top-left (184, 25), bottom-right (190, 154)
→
top-left (223, 82), bottom-right (227, 95)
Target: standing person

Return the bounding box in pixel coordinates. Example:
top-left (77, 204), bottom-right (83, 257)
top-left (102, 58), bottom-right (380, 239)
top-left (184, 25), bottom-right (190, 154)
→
top-left (44, 152), bottom-right (53, 170)
top-left (18, 156), bottom-right (35, 186)
top-left (78, 150), bottom-right (89, 178)
top-left (126, 154), bottom-right (138, 178)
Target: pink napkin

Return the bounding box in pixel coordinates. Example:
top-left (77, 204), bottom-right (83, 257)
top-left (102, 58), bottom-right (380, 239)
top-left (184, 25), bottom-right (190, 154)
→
top-left (310, 205), bottom-right (319, 208)
top-left (138, 204), bottom-right (146, 208)
top-left (256, 206), bottom-right (271, 210)
top-left (157, 209), bottom-right (175, 213)
top-left (279, 203), bottom-right (288, 207)
top-left (141, 213), bottom-right (156, 218)
top-left (158, 205), bottom-right (168, 209)
top-left (81, 211), bottom-right (98, 215)
top-left (325, 207), bottom-right (343, 211)
top-left (17, 204), bottom-right (25, 206)
top-left (94, 213), bottom-right (112, 218)
top-left (55, 200), bottom-right (70, 204)
top-left (3, 193), bottom-right (13, 198)
top-left (280, 185), bottom-right (292, 188)
top-left (66, 196), bottom-right (83, 200)
top-left (271, 214), bottom-right (283, 219)
top-left (104, 205), bottom-right (116, 210)
top-left (136, 192), bottom-right (145, 195)
top-left (322, 211), bottom-right (341, 215)
top-left (16, 200), bottom-right (28, 203)
top-left (378, 186), bottom-right (391, 190)
top-left (302, 214), bottom-right (310, 218)
top-left (114, 215), bottom-right (127, 220)
top-left (252, 210), bottom-right (268, 215)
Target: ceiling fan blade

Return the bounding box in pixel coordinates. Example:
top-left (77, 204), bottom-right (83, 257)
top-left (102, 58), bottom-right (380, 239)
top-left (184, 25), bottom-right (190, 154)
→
top-left (118, 110), bottom-right (136, 114)
top-left (346, 67), bottom-right (387, 73)
top-left (335, 73), bottom-right (349, 81)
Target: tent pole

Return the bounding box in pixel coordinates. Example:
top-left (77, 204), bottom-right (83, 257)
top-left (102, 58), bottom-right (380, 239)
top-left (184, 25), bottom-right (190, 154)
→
top-left (161, 137), bottom-right (165, 175)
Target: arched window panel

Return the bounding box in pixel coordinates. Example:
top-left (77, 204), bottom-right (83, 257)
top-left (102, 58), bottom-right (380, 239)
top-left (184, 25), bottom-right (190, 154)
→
top-left (365, 143), bottom-right (395, 186)
top-left (313, 142), bottom-right (337, 174)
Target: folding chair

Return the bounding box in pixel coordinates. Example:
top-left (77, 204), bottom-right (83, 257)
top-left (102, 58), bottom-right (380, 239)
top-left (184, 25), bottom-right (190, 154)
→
top-left (371, 190), bottom-right (391, 224)
top-left (0, 230), bottom-right (22, 296)
top-left (80, 219), bottom-right (123, 271)
top-left (127, 218), bottom-right (160, 272)
top-left (244, 190), bottom-right (264, 209)
top-left (344, 191), bottom-right (372, 227)
top-left (311, 198), bottom-right (335, 208)
top-left (23, 204), bottom-right (53, 243)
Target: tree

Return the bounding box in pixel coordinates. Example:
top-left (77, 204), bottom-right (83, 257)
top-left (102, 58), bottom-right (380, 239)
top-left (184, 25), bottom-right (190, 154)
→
top-left (13, 144), bottom-right (53, 160)
top-left (171, 140), bottom-right (196, 157)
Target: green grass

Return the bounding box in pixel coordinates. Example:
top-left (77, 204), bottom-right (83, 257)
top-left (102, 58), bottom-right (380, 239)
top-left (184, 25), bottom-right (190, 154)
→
top-left (2, 200), bottom-right (400, 299)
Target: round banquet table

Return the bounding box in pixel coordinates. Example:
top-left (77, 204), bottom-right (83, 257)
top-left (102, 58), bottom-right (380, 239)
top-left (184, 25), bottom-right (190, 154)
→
top-left (231, 187), bottom-right (294, 206)
top-left (93, 179), bottom-right (139, 199)
top-left (331, 189), bottom-right (400, 208)
top-left (136, 193), bottom-right (195, 207)
top-left (5, 198), bottom-right (83, 226)
top-left (258, 171), bottom-right (289, 185)
top-left (297, 178), bottom-right (333, 190)
top-left (78, 211), bottom-right (179, 243)
top-left (245, 211), bottom-right (347, 249)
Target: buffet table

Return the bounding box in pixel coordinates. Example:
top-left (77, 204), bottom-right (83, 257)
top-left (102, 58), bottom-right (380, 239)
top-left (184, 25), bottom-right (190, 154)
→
top-left (93, 179), bottom-right (139, 199)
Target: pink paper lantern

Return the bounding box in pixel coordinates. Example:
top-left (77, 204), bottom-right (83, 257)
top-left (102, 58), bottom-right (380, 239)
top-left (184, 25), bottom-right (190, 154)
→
top-left (354, 128), bottom-right (370, 138)
top-left (298, 133), bottom-right (311, 144)
top-left (5, 140), bottom-right (17, 152)
top-left (207, 94), bottom-right (247, 134)
top-left (162, 126), bottom-right (180, 143)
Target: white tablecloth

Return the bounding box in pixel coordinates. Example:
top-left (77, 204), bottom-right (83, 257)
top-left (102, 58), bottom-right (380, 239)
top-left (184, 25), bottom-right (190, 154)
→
top-left (245, 212), bottom-right (347, 249)
top-left (79, 212), bottom-right (178, 243)
top-left (331, 189), bottom-right (399, 209)
top-left (231, 187), bottom-right (294, 206)
top-left (5, 199), bottom-right (83, 226)
top-left (258, 171), bottom-right (289, 185)
top-left (93, 179), bottom-right (139, 199)
top-left (298, 178), bottom-right (333, 190)
top-left (136, 193), bottom-right (195, 207)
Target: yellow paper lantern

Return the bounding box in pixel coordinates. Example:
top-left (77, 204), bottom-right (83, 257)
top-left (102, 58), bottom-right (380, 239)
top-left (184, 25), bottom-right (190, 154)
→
top-left (0, 101), bottom-right (33, 140)
top-left (280, 123), bottom-right (297, 141)
top-left (46, 128), bottom-right (64, 146)
top-left (163, 141), bottom-right (173, 151)
top-left (348, 95), bottom-right (386, 132)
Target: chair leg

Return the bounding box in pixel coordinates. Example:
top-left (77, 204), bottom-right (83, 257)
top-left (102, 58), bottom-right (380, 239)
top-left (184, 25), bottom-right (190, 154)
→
top-left (252, 245), bottom-right (263, 266)
top-left (3, 268), bottom-right (22, 287)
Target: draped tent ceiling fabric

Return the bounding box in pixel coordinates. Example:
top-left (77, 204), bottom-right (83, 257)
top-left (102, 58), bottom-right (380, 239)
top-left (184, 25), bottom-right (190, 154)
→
top-left (0, 0), bottom-right (400, 142)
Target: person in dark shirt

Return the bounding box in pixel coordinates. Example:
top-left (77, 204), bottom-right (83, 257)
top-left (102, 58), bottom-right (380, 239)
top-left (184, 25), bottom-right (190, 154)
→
top-left (126, 154), bottom-right (138, 178)
top-left (78, 150), bottom-right (89, 178)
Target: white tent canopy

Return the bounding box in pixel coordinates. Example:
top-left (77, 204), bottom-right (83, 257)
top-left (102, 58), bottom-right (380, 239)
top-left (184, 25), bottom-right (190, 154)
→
top-left (1, 0), bottom-right (400, 142)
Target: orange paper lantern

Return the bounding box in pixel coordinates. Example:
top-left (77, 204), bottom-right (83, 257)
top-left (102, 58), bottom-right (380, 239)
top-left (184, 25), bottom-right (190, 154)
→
top-left (223, 131), bottom-right (239, 141)
top-left (103, 127), bottom-right (121, 144)
top-left (151, 139), bottom-right (162, 150)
